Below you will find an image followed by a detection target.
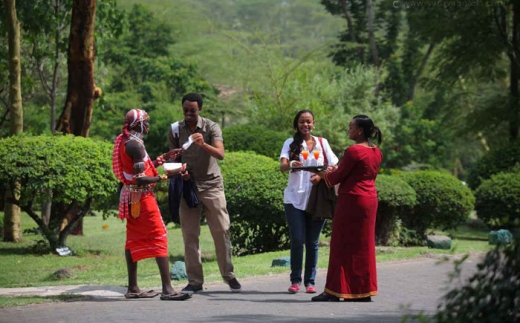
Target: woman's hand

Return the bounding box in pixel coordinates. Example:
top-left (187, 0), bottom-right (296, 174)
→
top-left (327, 165), bottom-right (338, 172)
top-left (289, 160), bottom-right (304, 168)
top-left (310, 174), bottom-right (321, 185)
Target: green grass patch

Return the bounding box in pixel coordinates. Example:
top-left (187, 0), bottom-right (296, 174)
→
top-left (0, 294), bottom-right (89, 308)
top-left (0, 212), bottom-right (494, 290)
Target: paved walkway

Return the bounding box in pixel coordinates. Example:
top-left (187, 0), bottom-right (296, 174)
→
top-left (0, 255), bottom-right (480, 323)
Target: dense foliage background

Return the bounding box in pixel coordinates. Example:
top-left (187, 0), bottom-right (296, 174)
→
top-left (1, 0), bottom-right (519, 251)
top-left (3, 0), bottom-right (517, 172)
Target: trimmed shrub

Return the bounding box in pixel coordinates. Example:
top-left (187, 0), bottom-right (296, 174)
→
top-left (0, 134), bottom-right (118, 248)
top-left (467, 139), bottom-right (520, 189)
top-left (475, 172), bottom-right (520, 229)
top-left (399, 171), bottom-right (475, 239)
top-left (219, 151), bottom-right (289, 256)
top-left (223, 125), bottom-right (288, 160)
top-left (375, 175), bottom-right (417, 246)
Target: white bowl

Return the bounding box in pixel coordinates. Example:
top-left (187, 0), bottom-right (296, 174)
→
top-left (163, 163), bottom-right (184, 174)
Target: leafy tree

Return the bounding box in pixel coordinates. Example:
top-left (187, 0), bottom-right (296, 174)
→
top-left (245, 59), bottom-right (399, 155)
top-left (92, 3), bottom-right (217, 157)
top-left (408, 1), bottom-right (520, 140)
top-left (383, 99), bottom-right (457, 170)
top-left (0, 0), bottom-right (123, 136)
top-left (16, 0), bottom-right (73, 132)
top-left (321, 0), bottom-right (435, 105)
top-left (0, 0), bottom-right (123, 233)
top-left (0, 134), bottom-right (117, 250)
top-left (51, 0), bottom-right (102, 236)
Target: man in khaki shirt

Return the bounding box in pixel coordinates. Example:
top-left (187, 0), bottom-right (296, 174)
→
top-left (167, 93), bottom-right (241, 294)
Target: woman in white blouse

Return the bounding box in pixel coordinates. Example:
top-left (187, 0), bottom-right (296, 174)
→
top-left (279, 110), bottom-right (339, 294)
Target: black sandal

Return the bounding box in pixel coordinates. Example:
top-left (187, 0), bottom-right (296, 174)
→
top-left (344, 296), bottom-right (372, 302)
top-left (311, 293), bottom-right (340, 302)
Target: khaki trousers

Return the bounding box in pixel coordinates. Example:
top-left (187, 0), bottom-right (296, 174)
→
top-left (179, 184), bottom-right (235, 286)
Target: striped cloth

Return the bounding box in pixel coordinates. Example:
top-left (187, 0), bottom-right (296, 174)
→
top-left (112, 134), bottom-right (130, 220)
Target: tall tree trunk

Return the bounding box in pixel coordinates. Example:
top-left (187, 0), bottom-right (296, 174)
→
top-left (511, 3), bottom-right (520, 140)
top-left (56, 0), bottom-right (97, 137)
top-left (366, 0), bottom-right (380, 68)
top-left (3, 0), bottom-right (23, 243)
top-left (55, 0), bottom-right (99, 235)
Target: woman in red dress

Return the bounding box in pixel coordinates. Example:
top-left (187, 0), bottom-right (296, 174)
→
top-left (311, 115), bottom-right (383, 302)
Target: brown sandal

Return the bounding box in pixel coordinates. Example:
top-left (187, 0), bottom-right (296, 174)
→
top-left (160, 292), bottom-right (191, 301)
top-left (124, 290), bottom-right (159, 299)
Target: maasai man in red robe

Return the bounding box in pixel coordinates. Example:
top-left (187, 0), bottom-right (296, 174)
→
top-left (112, 109), bottom-right (189, 301)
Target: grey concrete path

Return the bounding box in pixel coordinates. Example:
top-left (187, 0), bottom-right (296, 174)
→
top-left (0, 255), bottom-right (480, 323)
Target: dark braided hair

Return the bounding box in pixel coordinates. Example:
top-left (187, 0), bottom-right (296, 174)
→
top-left (353, 115), bottom-right (382, 146)
top-left (289, 110), bottom-right (314, 161)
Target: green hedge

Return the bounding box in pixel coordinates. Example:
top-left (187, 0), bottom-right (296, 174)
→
top-left (475, 172), bottom-right (520, 229)
top-left (375, 175), bottom-right (417, 246)
top-left (467, 140), bottom-right (520, 189)
top-left (399, 171), bottom-right (475, 239)
top-left (219, 151), bottom-right (289, 256)
top-left (223, 125), bottom-right (288, 160)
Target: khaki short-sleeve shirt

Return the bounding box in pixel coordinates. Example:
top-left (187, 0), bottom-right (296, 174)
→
top-left (168, 117), bottom-right (223, 190)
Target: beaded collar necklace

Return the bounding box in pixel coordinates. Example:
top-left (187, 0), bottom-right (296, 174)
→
top-left (129, 131), bottom-right (144, 145)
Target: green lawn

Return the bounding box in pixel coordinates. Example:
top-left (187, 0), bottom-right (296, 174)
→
top-left (0, 212), bottom-right (495, 308)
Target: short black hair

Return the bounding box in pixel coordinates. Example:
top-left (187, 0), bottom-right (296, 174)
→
top-left (182, 93), bottom-right (203, 110)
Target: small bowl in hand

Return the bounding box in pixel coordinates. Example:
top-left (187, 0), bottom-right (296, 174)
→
top-left (162, 163), bottom-right (186, 175)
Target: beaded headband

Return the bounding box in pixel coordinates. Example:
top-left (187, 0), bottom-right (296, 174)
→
top-left (125, 109), bottom-right (149, 134)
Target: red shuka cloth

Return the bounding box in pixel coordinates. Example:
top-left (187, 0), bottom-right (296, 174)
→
top-left (324, 145), bottom-right (383, 299)
top-left (125, 194), bottom-right (168, 262)
top-left (112, 135), bottom-right (168, 262)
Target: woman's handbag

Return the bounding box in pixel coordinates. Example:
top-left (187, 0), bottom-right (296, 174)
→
top-left (306, 180), bottom-right (336, 220)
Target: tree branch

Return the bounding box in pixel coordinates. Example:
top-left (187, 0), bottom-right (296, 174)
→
top-left (493, 5), bottom-right (520, 74)
top-left (408, 43), bottom-right (435, 101)
top-left (341, 0), bottom-right (364, 61)
top-left (0, 105), bottom-right (9, 129)
top-left (38, 60), bottom-right (52, 95)
top-left (58, 198), bottom-right (92, 247)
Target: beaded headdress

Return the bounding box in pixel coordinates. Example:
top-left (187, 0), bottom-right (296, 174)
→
top-left (123, 109), bottom-right (149, 134)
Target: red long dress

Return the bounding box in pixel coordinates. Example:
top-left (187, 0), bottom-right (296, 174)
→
top-left (323, 144), bottom-right (383, 299)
